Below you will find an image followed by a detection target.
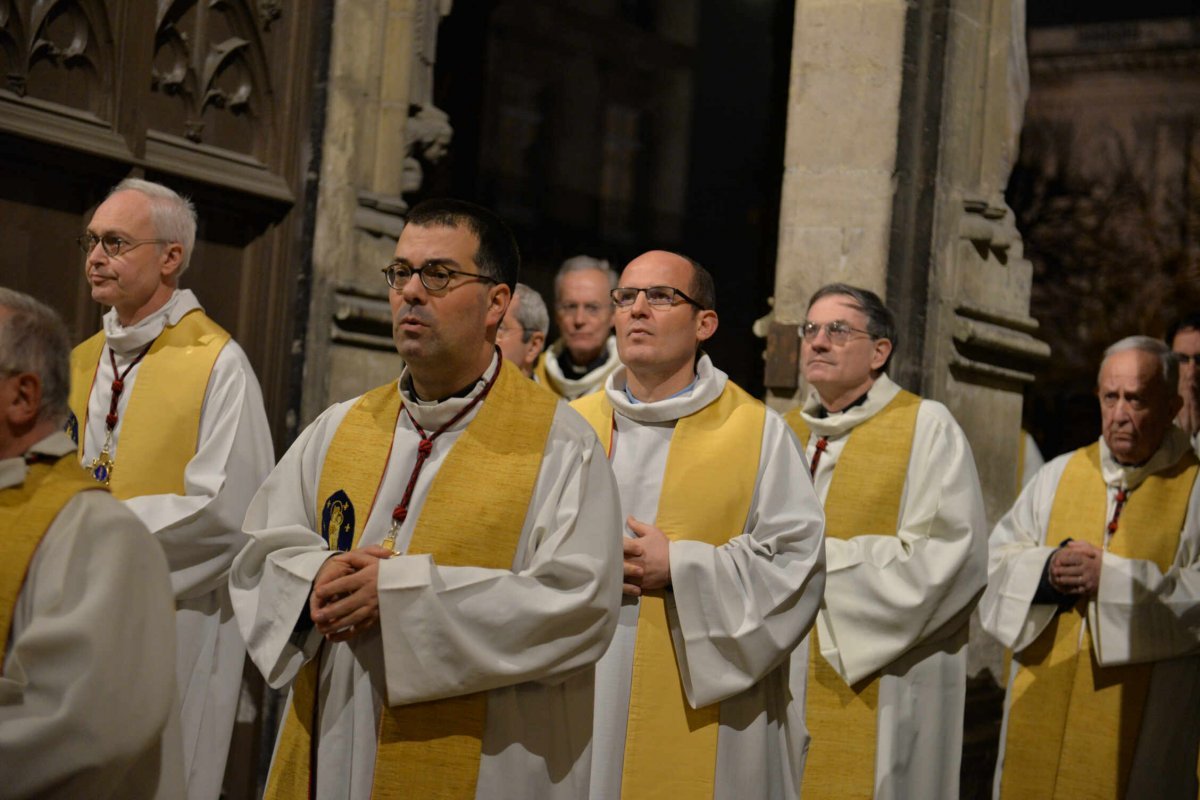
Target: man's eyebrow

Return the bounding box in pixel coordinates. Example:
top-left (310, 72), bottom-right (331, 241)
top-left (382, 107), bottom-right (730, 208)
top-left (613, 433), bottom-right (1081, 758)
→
top-left (85, 226), bottom-right (135, 237)
top-left (389, 257), bottom-right (459, 268)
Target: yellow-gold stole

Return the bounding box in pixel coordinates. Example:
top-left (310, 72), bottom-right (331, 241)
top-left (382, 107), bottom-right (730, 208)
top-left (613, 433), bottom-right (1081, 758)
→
top-left (784, 389), bottom-right (921, 800)
top-left (0, 455), bottom-right (106, 671)
top-left (68, 309), bottom-right (230, 498)
top-left (573, 381), bottom-right (766, 800)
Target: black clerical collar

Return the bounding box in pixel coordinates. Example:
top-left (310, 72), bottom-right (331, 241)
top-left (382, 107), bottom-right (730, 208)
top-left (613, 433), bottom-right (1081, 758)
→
top-left (816, 391), bottom-right (870, 418)
top-left (558, 346), bottom-right (608, 378)
top-left (403, 374), bottom-right (482, 403)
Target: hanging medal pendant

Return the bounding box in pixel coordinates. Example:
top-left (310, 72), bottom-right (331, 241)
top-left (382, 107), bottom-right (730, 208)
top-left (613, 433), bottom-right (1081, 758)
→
top-left (381, 520), bottom-right (402, 556)
top-left (88, 448), bottom-right (115, 485)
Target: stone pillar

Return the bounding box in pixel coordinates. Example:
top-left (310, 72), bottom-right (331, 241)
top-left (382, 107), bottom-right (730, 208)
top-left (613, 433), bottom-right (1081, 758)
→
top-left (302, 0), bottom-right (454, 425)
top-left (764, 0), bottom-right (911, 411)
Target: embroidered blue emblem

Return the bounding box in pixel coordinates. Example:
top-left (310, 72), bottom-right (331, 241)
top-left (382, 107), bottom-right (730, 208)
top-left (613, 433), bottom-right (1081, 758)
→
top-left (321, 490), bottom-right (355, 551)
top-left (65, 411), bottom-right (79, 445)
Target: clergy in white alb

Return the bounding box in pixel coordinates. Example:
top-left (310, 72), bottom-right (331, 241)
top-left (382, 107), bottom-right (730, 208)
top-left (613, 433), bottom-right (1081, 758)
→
top-left (576, 251), bottom-right (826, 800)
top-left (980, 336), bottom-right (1200, 799)
top-left (231, 199), bottom-right (623, 800)
top-left (533, 256), bottom-right (622, 399)
top-left (784, 284), bottom-right (988, 800)
top-left (71, 179), bottom-right (275, 800)
top-left (0, 288), bottom-right (184, 800)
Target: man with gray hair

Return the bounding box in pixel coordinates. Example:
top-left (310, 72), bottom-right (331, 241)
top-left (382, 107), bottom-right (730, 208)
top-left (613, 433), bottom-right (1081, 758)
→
top-left (534, 255), bottom-right (622, 398)
top-left (980, 335), bottom-right (1200, 797)
top-left (783, 282), bottom-right (987, 798)
top-left (70, 178), bottom-right (274, 800)
top-left (497, 282), bottom-right (549, 377)
top-left (0, 287), bottom-right (183, 798)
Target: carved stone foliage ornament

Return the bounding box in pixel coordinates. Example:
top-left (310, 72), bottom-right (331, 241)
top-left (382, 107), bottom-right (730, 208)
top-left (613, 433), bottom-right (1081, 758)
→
top-left (151, 0), bottom-right (274, 147)
top-left (0, 0), bottom-right (111, 108)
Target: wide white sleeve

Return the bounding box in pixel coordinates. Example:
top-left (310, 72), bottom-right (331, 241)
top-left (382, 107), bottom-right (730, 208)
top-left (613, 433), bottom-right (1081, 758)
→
top-left (1090, 478), bottom-right (1200, 666)
top-left (977, 455), bottom-right (1070, 653)
top-left (0, 492), bottom-right (179, 799)
top-left (818, 402), bottom-right (989, 684)
top-left (228, 404), bottom-right (347, 689)
top-left (376, 412), bottom-right (624, 706)
top-left (667, 411), bottom-right (827, 708)
top-left (124, 342), bottom-right (275, 600)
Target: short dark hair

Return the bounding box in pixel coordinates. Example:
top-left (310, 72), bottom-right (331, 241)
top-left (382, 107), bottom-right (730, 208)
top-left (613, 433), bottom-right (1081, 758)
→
top-left (667, 252), bottom-right (715, 311)
top-left (405, 199), bottom-right (520, 289)
top-left (1166, 312), bottom-right (1200, 347)
top-left (807, 283), bottom-right (898, 371)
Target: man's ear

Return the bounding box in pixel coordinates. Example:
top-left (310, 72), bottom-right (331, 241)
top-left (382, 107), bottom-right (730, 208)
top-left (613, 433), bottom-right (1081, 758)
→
top-left (3, 372), bottom-right (43, 427)
top-left (486, 283), bottom-right (512, 326)
top-left (695, 309), bottom-right (718, 343)
top-left (870, 338), bottom-right (893, 372)
top-left (160, 242), bottom-right (185, 282)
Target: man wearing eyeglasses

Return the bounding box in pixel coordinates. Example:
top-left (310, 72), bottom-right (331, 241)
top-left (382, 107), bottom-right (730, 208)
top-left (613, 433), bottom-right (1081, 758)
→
top-left (783, 283), bottom-right (987, 799)
top-left (573, 250), bottom-right (826, 799)
top-left (533, 256), bottom-right (623, 399)
top-left (496, 282), bottom-right (550, 377)
top-left (70, 178), bottom-right (274, 800)
top-left (980, 336), bottom-right (1200, 797)
top-left (231, 198), bottom-right (622, 799)
top-left (1168, 312), bottom-right (1200, 456)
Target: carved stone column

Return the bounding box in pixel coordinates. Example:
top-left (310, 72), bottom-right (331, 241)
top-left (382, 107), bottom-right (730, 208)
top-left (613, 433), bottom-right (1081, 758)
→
top-left (302, 0), bottom-right (454, 424)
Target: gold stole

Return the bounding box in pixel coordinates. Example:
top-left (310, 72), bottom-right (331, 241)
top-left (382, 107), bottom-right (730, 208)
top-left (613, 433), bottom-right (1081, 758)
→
top-left (784, 390), bottom-right (921, 800)
top-left (573, 382), bottom-right (766, 800)
top-left (266, 360), bottom-right (557, 800)
top-left (0, 455), bottom-right (105, 671)
top-left (1000, 444), bottom-right (1197, 800)
top-left (68, 309), bottom-right (230, 498)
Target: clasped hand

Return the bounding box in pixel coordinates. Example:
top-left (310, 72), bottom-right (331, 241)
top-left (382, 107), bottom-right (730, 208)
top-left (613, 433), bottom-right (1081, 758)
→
top-left (309, 544), bottom-right (393, 642)
top-left (623, 516), bottom-right (671, 597)
top-left (1049, 540), bottom-right (1102, 598)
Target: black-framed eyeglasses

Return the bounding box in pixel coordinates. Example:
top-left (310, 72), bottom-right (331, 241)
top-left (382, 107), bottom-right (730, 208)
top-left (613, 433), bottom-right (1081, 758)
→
top-left (78, 233), bottom-right (169, 258)
top-left (801, 320), bottom-right (873, 345)
top-left (382, 261), bottom-right (499, 292)
top-left (611, 285), bottom-right (705, 309)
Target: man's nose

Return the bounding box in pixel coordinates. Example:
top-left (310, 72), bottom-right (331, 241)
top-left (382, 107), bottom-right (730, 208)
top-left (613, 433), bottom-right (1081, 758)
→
top-left (398, 271), bottom-right (427, 304)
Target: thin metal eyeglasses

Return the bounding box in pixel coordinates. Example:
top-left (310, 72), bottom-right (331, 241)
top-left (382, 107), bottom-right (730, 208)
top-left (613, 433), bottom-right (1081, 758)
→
top-left (77, 233), bottom-right (169, 258)
top-left (611, 286), bottom-right (705, 309)
top-left (801, 320), bottom-right (874, 345)
top-left (382, 261), bottom-right (499, 292)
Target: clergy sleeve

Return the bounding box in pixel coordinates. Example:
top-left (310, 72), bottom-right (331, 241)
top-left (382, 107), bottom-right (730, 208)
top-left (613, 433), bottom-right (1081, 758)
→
top-left (124, 343), bottom-right (275, 600)
top-left (376, 432), bottom-right (623, 706)
top-left (230, 404), bottom-right (346, 689)
top-left (0, 494), bottom-right (178, 799)
top-left (1089, 478), bottom-right (1200, 666)
top-left (667, 413), bottom-right (826, 708)
top-left (817, 402), bottom-right (988, 685)
top-left (978, 454), bottom-right (1073, 653)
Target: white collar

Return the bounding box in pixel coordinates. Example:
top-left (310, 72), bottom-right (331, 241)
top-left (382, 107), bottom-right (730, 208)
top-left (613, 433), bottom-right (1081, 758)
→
top-left (101, 289), bottom-right (202, 354)
top-left (604, 353), bottom-right (727, 424)
top-left (1099, 425), bottom-right (1195, 491)
top-left (0, 431), bottom-right (79, 490)
top-left (398, 352), bottom-right (502, 431)
top-left (798, 374), bottom-right (902, 437)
